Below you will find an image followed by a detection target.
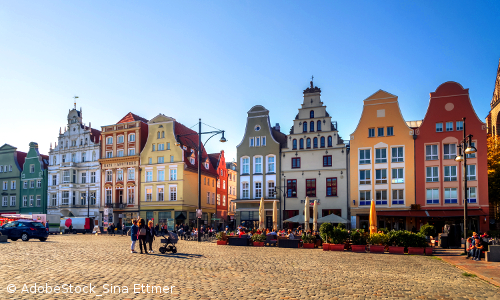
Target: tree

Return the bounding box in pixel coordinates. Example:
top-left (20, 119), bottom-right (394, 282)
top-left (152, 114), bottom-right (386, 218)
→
top-left (487, 135), bottom-right (500, 225)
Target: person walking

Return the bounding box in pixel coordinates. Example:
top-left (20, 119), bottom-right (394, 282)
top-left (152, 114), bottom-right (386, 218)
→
top-left (130, 219), bottom-right (138, 253)
top-left (146, 220), bottom-right (156, 253)
top-left (137, 218), bottom-right (148, 254)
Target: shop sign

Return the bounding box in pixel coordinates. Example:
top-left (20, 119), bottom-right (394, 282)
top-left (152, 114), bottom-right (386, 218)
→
top-left (300, 199), bottom-right (320, 205)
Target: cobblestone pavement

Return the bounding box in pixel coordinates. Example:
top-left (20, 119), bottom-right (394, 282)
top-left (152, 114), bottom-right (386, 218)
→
top-left (0, 235), bottom-right (499, 299)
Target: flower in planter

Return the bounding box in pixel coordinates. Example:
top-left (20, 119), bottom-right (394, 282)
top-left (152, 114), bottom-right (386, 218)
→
top-left (350, 229), bottom-right (368, 245)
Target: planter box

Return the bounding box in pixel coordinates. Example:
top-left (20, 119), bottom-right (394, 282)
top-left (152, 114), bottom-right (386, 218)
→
top-left (216, 240), bottom-right (227, 245)
top-left (303, 243), bottom-right (314, 249)
top-left (388, 246), bottom-right (405, 254)
top-left (351, 245), bottom-right (366, 253)
top-left (330, 244), bottom-right (345, 251)
top-left (425, 247), bottom-right (433, 255)
top-left (408, 247), bottom-right (425, 255)
top-left (322, 243), bottom-right (330, 251)
top-left (370, 245), bottom-right (385, 253)
top-left (253, 242), bottom-right (265, 247)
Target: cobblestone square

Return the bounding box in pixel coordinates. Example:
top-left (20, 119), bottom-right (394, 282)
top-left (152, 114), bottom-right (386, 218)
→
top-left (0, 235), bottom-right (498, 299)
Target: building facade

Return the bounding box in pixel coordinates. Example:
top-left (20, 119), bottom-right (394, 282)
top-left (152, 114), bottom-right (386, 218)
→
top-left (139, 114), bottom-right (217, 229)
top-left (349, 90), bottom-right (416, 230)
top-left (226, 161), bottom-right (238, 227)
top-left (20, 142), bottom-right (49, 214)
top-left (0, 144), bottom-right (26, 214)
top-left (235, 105), bottom-right (286, 229)
top-left (47, 107), bottom-right (101, 220)
top-left (99, 112), bottom-right (149, 227)
top-left (209, 150), bottom-right (228, 229)
top-left (282, 83), bottom-right (349, 227)
top-left (415, 82), bottom-right (489, 233)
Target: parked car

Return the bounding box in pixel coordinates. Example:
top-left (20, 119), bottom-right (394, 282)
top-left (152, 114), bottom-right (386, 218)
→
top-left (0, 220), bottom-right (49, 241)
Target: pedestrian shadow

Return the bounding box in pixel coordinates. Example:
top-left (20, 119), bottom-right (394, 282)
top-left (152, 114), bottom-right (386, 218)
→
top-left (147, 253), bottom-right (204, 259)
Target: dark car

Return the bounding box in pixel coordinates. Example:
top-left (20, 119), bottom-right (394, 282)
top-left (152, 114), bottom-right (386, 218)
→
top-left (0, 220), bottom-right (49, 241)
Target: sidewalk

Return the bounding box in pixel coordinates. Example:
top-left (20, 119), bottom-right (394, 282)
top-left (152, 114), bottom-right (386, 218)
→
top-left (434, 248), bottom-right (500, 287)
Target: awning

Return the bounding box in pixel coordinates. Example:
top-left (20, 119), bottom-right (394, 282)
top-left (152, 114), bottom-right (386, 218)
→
top-left (377, 209), bottom-right (488, 218)
top-left (377, 211), bottom-right (429, 217)
top-left (317, 214), bottom-right (349, 224)
top-left (284, 215), bottom-right (313, 223)
top-left (175, 211), bottom-right (187, 220)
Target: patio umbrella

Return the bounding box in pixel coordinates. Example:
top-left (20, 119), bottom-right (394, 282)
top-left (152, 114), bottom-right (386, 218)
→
top-left (317, 213), bottom-right (349, 224)
top-left (259, 197), bottom-right (265, 230)
top-left (272, 200), bottom-right (278, 231)
top-left (283, 215), bottom-right (314, 223)
top-left (369, 199), bottom-right (377, 234)
top-left (313, 200), bottom-right (318, 231)
top-left (304, 196), bottom-right (310, 232)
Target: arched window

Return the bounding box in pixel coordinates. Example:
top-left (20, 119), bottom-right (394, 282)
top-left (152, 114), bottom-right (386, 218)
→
top-left (320, 137), bottom-right (325, 148)
top-left (306, 138), bottom-right (311, 148)
top-left (293, 139), bottom-right (297, 150)
top-left (317, 120), bottom-right (322, 131)
top-left (299, 139), bottom-right (304, 149)
top-left (157, 132), bottom-right (161, 139)
top-left (328, 136), bottom-right (333, 147)
top-left (310, 121), bottom-right (314, 132)
top-left (310, 110), bottom-right (314, 118)
top-left (53, 156), bottom-right (57, 165)
top-left (303, 122), bottom-right (307, 133)
top-left (313, 137), bottom-right (318, 148)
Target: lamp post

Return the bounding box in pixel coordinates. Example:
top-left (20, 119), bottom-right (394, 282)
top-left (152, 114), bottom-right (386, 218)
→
top-left (273, 174), bottom-right (286, 229)
top-left (175, 118), bottom-right (226, 242)
top-left (454, 117), bottom-right (477, 254)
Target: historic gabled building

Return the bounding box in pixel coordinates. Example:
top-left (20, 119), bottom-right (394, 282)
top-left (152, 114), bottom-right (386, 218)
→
top-left (209, 150), bottom-right (228, 229)
top-left (139, 114), bottom-right (217, 230)
top-left (235, 105), bottom-right (287, 229)
top-left (99, 112), bottom-right (149, 228)
top-left (47, 106), bottom-right (101, 220)
top-left (0, 144), bottom-right (26, 214)
top-left (282, 82), bottom-right (349, 228)
top-left (349, 90), bottom-right (416, 230)
top-left (415, 82), bottom-right (489, 233)
top-left (226, 161), bottom-right (238, 227)
top-left (20, 142), bottom-right (49, 214)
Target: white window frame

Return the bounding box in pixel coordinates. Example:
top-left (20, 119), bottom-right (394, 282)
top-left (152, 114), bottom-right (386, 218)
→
top-left (158, 170), bottom-right (165, 181)
top-left (117, 150), bottom-right (124, 157)
top-left (267, 181), bottom-right (275, 199)
top-left (375, 169), bottom-right (387, 184)
top-left (10, 196), bottom-right (15, 206)
top-left (467, 187), bottom-right (477, 203)
top-left (443, 144), bottom-right (456, 160)
top-left (426, 166), bottom-right (439, 182)
top-left (425, 144), bottom-right (438, 160)
top-left (128, 148), bottom-right (135, 156)
top-left (445, 122), bottom-right (453, 131)
top-left (262, 136), bottom-right (266, 146)
top-left (391, 168), bottom-right (404, 184)
top-left (146, 171), bottom-right (153, 182)
top-left (266, 155), bottom-right (275, 173)
top-left (169, 168), bottom-right (177, 181)
top-left (129, 133), bottom-right (135, 142)
top-left (392, 189), bottom-right (404, 205)
top-left (375, 148), bottom-right (387, 163)
top-left (443, 165), bottom-right (457, 181)
top-left (391, 146), bottom-right (404, 162)
top-left (106, 136), bottom-right (113, 145)
top-left (254, 156), bottom-right (263, 174)
top-left (426, 188), bottom-right (439, 204)
top-left (359, 170), bottom-right (371, 185)
top-left (456, 121), bottom-right (463, 131)
top-left (444, 188), bottom-right (458, 204)
top-left (436, 123), bottom-right (443, 132)
top-left (127, 169), bottom-right (135, 181)
top-left (106, 170), bottom-right (112, 182)
top-left (11, 180), bottom-right (16, 190)
top-left (91, 172), bottom-right (96, 183)
top-left (117, 135), bottom-right (124, 144)
top-left (255, 182), bottom-right (262, 199)
top-left (127, 186), bottom-right (135, 204)
top-left (359, 149), bottom-right (371, 165)
top-left (117, 169), bottom-right (124, 181)
top-left (375, 190), bottom-right (387, 205)
top-left (157, 187), bottom-right (164, 201)
top-left (242, 182), bottom-right (250, 199)
top-left (359, 190), bottom-right (371, 206)
top-left (467, 165), bottom-right (476, 181)
top-left (146, 188), bottom-right (153, 202)
top-left (241, 157), bottom-right (250, 174)
top-left (249, 138), bottom-right (254, 147)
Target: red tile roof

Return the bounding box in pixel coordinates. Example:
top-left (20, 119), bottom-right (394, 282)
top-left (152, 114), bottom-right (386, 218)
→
top-left (81, 125), bottom-right (102, 144)
top-left (15, 151), bottom-right (27, 171)
top-left (41, 155), bottom-right (49, 169)
top-left (117, 112), bottom-right (149, 124)
top-left (208, 153), bottom-right (220, 169)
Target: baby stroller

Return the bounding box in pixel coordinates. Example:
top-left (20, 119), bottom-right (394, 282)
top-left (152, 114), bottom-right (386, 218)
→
top-left (159, 232), bottom-right (178, 254)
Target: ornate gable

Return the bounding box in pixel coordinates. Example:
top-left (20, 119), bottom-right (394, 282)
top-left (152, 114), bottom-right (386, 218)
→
top-left (491, 59), bottom-right (500, 109)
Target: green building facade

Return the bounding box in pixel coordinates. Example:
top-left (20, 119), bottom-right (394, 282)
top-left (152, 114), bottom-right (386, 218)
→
top-left (0, 144), bottom-right (27, 214)
top-left (19, 142), bottom-right (49, 214)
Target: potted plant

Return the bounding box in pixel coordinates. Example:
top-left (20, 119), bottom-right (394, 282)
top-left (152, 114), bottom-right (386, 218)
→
top-left (350, 229), bottom-right (368, 253)
top-left (387, 230), bottom-right (405, 254)
top-left (407, 232), bottom-right (426, 255)
top-left (419, 224), bottom-right (436, 255)
top-left (319, 223), bottom-right (333, 251)
top-left (251, 233), bottom-right (266, 247)
top-left (301, 233), bottom-right (316, 249)
top-left (329, 226), bottom-right (348, 251)
top-left (216, 232), bottom-right (227, 245)
top-left (368, 233), bottom-right (387, 253)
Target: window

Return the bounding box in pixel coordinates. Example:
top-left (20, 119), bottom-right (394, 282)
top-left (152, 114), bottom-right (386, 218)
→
top-left (467, 165), bottom-right (476, 181)
top-left (359, 149), bottom-right (371, 164)
top-left (292, 139), bottom-right (297, 150)
top-left (217, 194), bottom-right (221, 205)
top-left (158, 143), bottom-right (164, 151)
top-left (256, 137), bottom-right (261, 147)
top-left (323, 155), bottom-right (332, 167)
top-left (72, 153), bottom-right (77, 162)
top-left (436, 123), bottom-right (443, 132)
top-left (189, 157), bottom-right (195, 165)
top-left (425, 145), bottom-right (438, 160)
top-left (426, 167), bottom-right (438, 182)
top-left (207, 192), bottom-right (211, 204)
top-left (250, 138), bottom-right (254, 147)
top-left (2, 181), bottom-right (6, 190)
top-left (211, 192), bottom-right (215, 204)
top-left (127, 187), bottom-right (134, 204)
top-left (117, 169), bottom-right (123, 181)
top-left (310, 121), bottom-right (314, 132)
top-left (23, 196), bottom-right (28, 207)
top-left (223, 195), bottom-right (226, 206)
top-left (287, 179), bottom-right (297, 198)
top-left (299, 139), bottom-right (304, 149)
top-left (268, 181), bottom-right (275, 198)
top-left (359, 191), bottom-right (371, 206)
top-left (391, 147), bottom-right (403, 162)
top-left (242, 158), bottom-right (250, 174)
top-left (81, 192), bottom-right (87, 205)
top-left (217, 180), bottom-right (220, 188)
top-left (2, 196), bottom-right (7, 206)
top-left (146, 171), bottom-right (153, 182)
top-left (306, 179), bottom-right (316, 197)
top-left (81, 172), bottom-right (87, 184)
top-left (242, 182), bottom-right (249, 199)
top-left (157, 188), bottom-right (164, 201)
top-left (328, 136), bottom-right (333, 147)
top-left (167, 142), bottom-right (170, 150)
top-left (375, 169), bottom-right (387, 184)
top-left (375, 148), bottom-right (387, 163)
top-left (158, 170), bottom-right (164, 181)
top-left (467, 142), bottom-right (476, 158)
top-left (326, 178), bottom-right (337, 196)
top-left (129, 134), bottom-right (135, 142)
top-left (254, 157), bottom-right (262, 173)
top-left (146, 188), bottom-right (152, 201)
top-left (106, 151), bottom-right (112, 158)
top-left (11, 180), bottom-right (16, 189)
top-left (267, 156), bottom-right (275, 173)
top-left (262, 137), bottom-right (266, 146)
top-left (105, 190), bottom-right (111, 204)
top-left (157, 132), bottom-right (161, 139)
top-left (0, 166), bottom-right (2, 172)
top-left (317, 120), bottom-right (322, 131)
top-left (223, 180), bottom-right (226, 189)
top-left (128, 149), bottom-right (135, 156)
top-left (320, 137), bottom-right (325, 148)
top-left (310, 110), bottom-right (314, 118)
top-left (170, 156), bottom-right (174, 162)
top-left (116, 150), bottom-right (124, 157)
top-left (255, 182), bottom-right (262, 198)
top-left (467, 187), bottom-right (477, 203)
top-left (104, 170), bottom-right (112, 182)
top-left (306, 138), bottom-right (311, 148)
top-left (368, 128), bottom-right (375, 137)
top-left (313, 137), bottom-right (318, 148)
top-left (62, 191), bottom-right (69, 205)
top-left (30, 164), bottom-right (35, 173)
top-left (170, 169), bottom-right (177, 180)
top-left (360, 170), bottom-right (371, 184)
top-left (443, 144), bottom-right (456, 159)
top-left (375, 190), bottom-right (387, 205)
top-left (377, 128), bottom-right (384, 137)
top-left (292, 157), bottom-right (301, 168)
top-left (62, 154), bottom-right (66, 163)
top-left (36, 195), bottom-right (41, 207)
top-left (149, 157), bottom-right (153, 164)
top-left (152, 144), bottom-right (156, 151)
top-left (82, 152), bottom-right (86, 162)
top-left (387, 127), bottom-right (394, 136)
top-left (158, 156), bottom-right (164, 163)
top-left (118, 135), bottom-right (124, 143)
top-left (391, 168), bottom-right (404, 183)
top-left (443, 166), bottom-right (457, 181)
top-left (444, 188), bottom-right (457, 204)
top-left (456, 121), bottom-right (463, 131)
top-left (106, 137), bottom-right (113, 144)
top-left (50, 194), bottom-right (56, 206)
top-left (30, 180), bottom-right (35, 188)
top-left (392, 190), bottom-right (404, 205)
top-left (53, 157), bottom-right (57, 165)
top-left (127, 169), bottom-right (134, 181)
top-left (23, 181), bottom-right (27, 189)
top-left (303, 122), bottom-right (307, 133)
top-left (446, 122), bottom-right (453, 131)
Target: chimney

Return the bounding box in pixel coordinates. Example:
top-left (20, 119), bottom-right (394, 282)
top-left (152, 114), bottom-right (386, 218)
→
top-left (274, 123), bottom-right (280, 131)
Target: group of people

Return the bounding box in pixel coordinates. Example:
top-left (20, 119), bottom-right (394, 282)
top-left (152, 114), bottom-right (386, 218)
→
top-left (466, 232), bottom-right (489, 261)
top-left (230, 225), bottom-right (321, 241)
top-left (173, 224), bottom-right (217, 240)
top-left (129, 219), bottom-right (157, 254)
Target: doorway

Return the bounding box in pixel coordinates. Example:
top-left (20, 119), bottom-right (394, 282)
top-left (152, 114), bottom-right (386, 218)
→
top-left (266, 216), bottom-right (272, 230)
top-left (118, 190), bottom-right (123, 204)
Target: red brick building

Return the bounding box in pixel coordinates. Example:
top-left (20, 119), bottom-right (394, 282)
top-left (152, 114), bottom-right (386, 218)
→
top-left (414, 82), bottom-right (489, 235)
top-left (209, 150), bottom-right (228, 230)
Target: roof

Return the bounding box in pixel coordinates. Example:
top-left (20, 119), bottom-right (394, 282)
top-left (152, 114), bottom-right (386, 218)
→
top-left (41, 155), bottom-right (49, 169)
top-left (81, 124), bottom-right (101, 144)
top-left (405, 120), bottom-right (423, 129)
top-left (208, 153), bottom-right (220, 170)
top-left (271, 128), bottom-right (287, 147)
top-left (15, 151), bottom-right (27, 171)
top-left (117, 112), bottom-right (149, 124)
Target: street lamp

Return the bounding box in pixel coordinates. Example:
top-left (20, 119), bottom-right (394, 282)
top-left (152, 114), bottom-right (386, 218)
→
top-left (454, 117), bottom-right (477, 254)
top-left (273, 173), bottom-right (286, 229)
top-left (175, 118), bottom-right (226, 242)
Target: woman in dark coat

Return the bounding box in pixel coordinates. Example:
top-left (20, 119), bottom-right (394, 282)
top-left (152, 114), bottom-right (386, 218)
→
top-left (137, 218), bottom-right (148, 254)
top-left (146, 220), bottom-right (156, 253)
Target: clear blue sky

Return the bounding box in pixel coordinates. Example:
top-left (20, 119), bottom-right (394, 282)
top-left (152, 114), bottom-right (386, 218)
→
top-left (1, 1), bottom-right (499, 161)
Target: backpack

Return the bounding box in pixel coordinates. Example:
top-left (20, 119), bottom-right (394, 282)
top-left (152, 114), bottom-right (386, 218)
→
top-left (139, 227), bottom-right (147, 235)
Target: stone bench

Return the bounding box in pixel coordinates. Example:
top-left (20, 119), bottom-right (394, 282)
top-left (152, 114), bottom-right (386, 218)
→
top-left (486, 245), bottom-right (500, 262)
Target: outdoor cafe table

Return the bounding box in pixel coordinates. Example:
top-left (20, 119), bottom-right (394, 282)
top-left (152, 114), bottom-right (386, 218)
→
top-left (278, 238), bottom-right (301, 248)
top-left (227, 236), bottom-right (250, 246)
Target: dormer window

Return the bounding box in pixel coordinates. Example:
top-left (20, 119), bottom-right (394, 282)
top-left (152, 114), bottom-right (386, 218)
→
top-left (190, 157), bottom-right (195, 165)
top-left (205, 163), bottom-right (209, 169)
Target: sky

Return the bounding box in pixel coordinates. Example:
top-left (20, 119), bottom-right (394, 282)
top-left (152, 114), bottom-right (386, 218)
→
top-left (1, 1), bottom-right (499, 161)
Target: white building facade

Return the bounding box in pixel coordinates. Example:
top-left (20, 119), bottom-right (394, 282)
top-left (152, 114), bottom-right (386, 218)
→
top-left (47, 107), bottom-right (101, 221)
